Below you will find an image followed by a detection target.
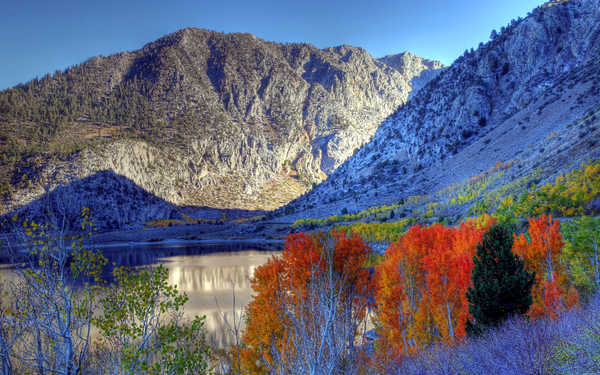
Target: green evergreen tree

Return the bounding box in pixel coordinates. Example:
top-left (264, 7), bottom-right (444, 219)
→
top-left (466, 224), bottom-right (535, 336)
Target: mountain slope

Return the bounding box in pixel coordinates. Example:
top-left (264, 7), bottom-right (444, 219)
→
top-left (0, 29), bottom-right (442, 226)
top-left (379, 52), bottom-right (445, 93)
top-left (283, 0), bottom-right (600, 221)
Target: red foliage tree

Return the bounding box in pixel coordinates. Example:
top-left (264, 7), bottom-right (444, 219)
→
top-left (513, 214), bottom-right (578, 320)
top-left (241, 230), bottom-right (372, 373)
top-left (374, 221), bottom-right (491, 362)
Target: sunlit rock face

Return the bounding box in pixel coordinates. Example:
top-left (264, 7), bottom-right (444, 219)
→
top-left (160, 251), bottom-right (276, 347)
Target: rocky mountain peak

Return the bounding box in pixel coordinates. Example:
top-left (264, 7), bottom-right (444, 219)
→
top-left (379, 52), bottom-right (445, 93)
top-left (0, 28), bottom-right (441, 230)
top-left (379, 51), bottom-right (444, 75)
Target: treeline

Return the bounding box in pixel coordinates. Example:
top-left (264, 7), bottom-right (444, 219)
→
top-left (0, 68), bottom-right (159, 201)
top-left (290, 202), bottom-right (402, 229)
top-left (0, 68), bottom-right (157, 131)
top-left (237, 211), bottom-right (599, 373)
top-left (291, 159), bottom-right (600, 243)
top-left (335, 218), bottom-right (414, 242)
top-left (496, 159), bottom-right (600, 219)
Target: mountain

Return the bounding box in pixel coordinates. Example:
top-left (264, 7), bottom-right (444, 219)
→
top-left (379, 52), bottom-right (445, 93)
top-left (0, 28), bottom-right (442, 228)
top-left (283, 0), bottom-right (600, 221)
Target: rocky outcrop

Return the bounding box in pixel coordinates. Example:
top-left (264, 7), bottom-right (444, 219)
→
top-left (379, 52), bottom-right (445, 93)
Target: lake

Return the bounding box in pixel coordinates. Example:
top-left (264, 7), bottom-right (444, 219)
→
top-left (1, 241), bottom-right (281, 348)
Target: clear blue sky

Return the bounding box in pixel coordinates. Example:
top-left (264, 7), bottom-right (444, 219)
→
top-left (1, 0), bottom-right (545, 90)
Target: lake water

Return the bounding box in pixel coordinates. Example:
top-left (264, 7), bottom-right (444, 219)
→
top-left (1, 242), bottom-right (281, 348)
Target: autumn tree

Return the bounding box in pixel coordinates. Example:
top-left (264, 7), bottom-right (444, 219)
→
top-left (375, 224), bottom-right (430, 360)
top-left (240, 257), bottom-right (286, 375)
top-left (513, 159), bottom-right (600, 218)
top-left (466, 224), bottom-right (535, 336)
top-left (434, 221), bottom-right (489, 341)
top-left (422, 225), bottom-right (461, 345)
top-left (534, 160), bottom-right (600, 216)
top-left (241, 230), bottom-right (372, 375)
top-left (562, 216), bottom-right (600, 295)
top-left (374, 220), bottom-right (492, 364)
top-left (267, 236), bottom-right (371, 375)
top-left (513, 214), bottom-right (578, 319)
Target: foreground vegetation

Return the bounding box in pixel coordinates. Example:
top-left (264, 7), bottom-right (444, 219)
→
top-left (0, 211), bottom-right (212, 375)
top-left (237, 212), bottom-right (596, 373)
top-left (2, 210), bottom-right (598, 374)
top-left (234, 159), bottom-right (600, 373)
top-left (394, 295), bottom-right (600, 375)
top-left (0, 158), bottom-right (598, 374)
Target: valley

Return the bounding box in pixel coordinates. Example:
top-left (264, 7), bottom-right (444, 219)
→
top-left (1, 0), bottom-right (600, 374)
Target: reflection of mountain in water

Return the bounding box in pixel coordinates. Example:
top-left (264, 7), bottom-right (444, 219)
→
top-left (168, 264), bottom-right (255, 292)
top-left (202, 309), bottom-right (246, 348)
top-left (158, 250), bottom-right (276, 347)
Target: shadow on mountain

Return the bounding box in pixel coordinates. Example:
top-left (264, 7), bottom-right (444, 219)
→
top-left (407, 66), bottom-right (444, 98)
top-left (0, 170), bottom-right (265, 234)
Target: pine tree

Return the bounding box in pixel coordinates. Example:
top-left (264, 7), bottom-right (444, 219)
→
top-left (466, 224), bottom-right (535, 336)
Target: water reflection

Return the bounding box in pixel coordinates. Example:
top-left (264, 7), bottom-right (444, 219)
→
top-left (157, 251), bottom-right (276, 347)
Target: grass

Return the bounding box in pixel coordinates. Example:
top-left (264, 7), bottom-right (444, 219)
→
top-left (336, 218), bottom-right (414, 243)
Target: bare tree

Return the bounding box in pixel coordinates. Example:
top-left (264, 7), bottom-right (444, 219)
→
top-left (264, 243), bottom-right (371, 375)
top-left (214, 283), bottom-right (248, 375)
top-left (0, 277), bottom-right (22, 375)
top-left (3, 206), bottom-right (105, 375)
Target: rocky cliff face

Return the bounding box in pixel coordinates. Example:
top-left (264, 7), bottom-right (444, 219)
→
top-left (379, 52), bottom-right (445, 93)
top-left (285, 0), bottom-right (600, 219)
top-left (0, 29), bottom-right (442, 228)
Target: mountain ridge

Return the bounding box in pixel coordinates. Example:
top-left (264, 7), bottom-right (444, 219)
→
top-left (280, 0), bottom-right (600, 222)
top-left (0, 28), bottom-right (442, 229)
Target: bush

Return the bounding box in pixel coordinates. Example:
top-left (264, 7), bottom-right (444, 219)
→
top-left (393, 295), bottom-right (600, 375)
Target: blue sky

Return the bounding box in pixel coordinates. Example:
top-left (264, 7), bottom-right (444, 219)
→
top-left (1, 0), bottom-right (544, 90)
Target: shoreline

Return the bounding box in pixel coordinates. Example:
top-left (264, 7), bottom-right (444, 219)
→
top-left (93, 237), bottom-right (285, 249)
top-left (85, 220), bottom-right (292, 246)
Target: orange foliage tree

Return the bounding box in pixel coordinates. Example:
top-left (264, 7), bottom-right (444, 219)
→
top-left (513, 214), bottom-right (578, 319)
top-left (374, 220), bottom-right (493, 362)
top-left (240, 230), bottom-right (373, 374)
top-left (240, 256), bottom-right (286, 374)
